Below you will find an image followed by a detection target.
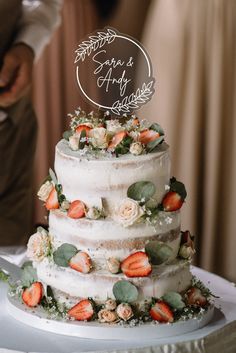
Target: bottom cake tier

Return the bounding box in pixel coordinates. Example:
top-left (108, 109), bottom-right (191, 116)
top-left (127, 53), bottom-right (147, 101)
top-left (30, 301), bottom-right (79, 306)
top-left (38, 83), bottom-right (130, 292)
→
top-left (35, 258), bottom-right (192, 305)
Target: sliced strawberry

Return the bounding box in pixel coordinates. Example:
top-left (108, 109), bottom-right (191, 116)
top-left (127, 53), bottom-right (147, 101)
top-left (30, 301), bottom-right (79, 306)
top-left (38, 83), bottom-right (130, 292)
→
top-left (45, 187), bottom-right (59, 210)
top-left (108, 131), bottom-right (127, 150)
top-left (121, 251), bottom-right (152, 278)
top-left (69, 251), bottom-right (92, 274)
top-left (150, 300), bottom-right (174, 323)
top-left (67, 200), bottom-right (86, 219)
top-left (22, 282), bottom-right (43, 308)
top-left (68, 299), bottom-right (94, 321)
top-left (186, 287), bottom-right (207, 307)
top-left (138, 129), bottom-right (160, 144)
top-left (162, 191), bottom-right (184, 211)
top-left (76, 125), bottom-right (92, 137)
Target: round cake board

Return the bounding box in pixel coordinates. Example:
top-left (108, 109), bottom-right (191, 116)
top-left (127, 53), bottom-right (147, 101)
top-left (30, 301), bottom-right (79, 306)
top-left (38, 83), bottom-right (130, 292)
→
top-left (7, 294), bottom-right (214, 341)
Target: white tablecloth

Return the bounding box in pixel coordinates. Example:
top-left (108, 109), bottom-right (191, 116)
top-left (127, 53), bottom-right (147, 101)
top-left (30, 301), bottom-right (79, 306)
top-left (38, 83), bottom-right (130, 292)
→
top-left (0, 247), bottom-right (236, 353)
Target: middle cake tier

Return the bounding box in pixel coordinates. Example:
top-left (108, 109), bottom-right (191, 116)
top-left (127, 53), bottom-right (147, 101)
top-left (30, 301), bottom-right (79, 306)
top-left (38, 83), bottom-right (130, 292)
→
top-left (49, 209), bottom-right (181, 268)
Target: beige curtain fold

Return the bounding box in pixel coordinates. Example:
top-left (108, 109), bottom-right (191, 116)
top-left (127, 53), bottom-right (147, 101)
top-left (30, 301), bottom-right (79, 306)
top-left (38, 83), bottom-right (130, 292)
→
top-left (32, 0), bottom-right (100, 225)
top-left (140, 0), bottom-right (236, 281)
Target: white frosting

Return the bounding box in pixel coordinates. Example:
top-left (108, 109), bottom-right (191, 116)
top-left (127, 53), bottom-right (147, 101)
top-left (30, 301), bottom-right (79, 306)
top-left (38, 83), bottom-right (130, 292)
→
top-left (36, 259), bottom-right (192, 302)
top-left (49, 210), bottom-right (181, 266)
top-left (55, 140), bottom-right (170, 215)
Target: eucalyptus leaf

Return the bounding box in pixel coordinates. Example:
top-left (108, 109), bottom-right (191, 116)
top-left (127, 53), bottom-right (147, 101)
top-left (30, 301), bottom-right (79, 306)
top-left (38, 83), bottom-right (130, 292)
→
top-left (49, 168), bottom-right (58, 185)
top-left (21, 263), bottom-right (38, 287)
top-left (146, 136), bottom-right (165, 153)
top-left (53, 244), bottom-right (78, 267)
top-left (113, 280), bottom-right (138, 303)
top-left (150, 123), bottom-right (164, 136)
top-left (162, 291), bottom-right (186, 310)
top-left (63, 130), bottom-right (73, 141)
top-left (145, 241), bottom-right (173, 265)
top-left (79, 129), bottom-right (87, 149)
top-left (127, 181), bottom-right (156, 202)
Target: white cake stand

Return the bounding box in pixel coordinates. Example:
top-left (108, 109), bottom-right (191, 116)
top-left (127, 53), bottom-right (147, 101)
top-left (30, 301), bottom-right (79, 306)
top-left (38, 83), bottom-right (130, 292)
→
top-left (7, 294), bottom-right (214, 341)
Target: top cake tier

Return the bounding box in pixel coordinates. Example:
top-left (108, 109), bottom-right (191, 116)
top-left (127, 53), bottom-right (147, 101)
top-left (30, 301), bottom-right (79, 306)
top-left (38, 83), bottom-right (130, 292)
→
top-left (55, 139), bottom-right (170, 215)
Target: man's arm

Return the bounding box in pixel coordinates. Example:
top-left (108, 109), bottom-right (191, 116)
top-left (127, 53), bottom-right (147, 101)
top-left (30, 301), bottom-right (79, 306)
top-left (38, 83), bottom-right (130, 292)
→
top-left (0, 0), bottom-right (63, 108)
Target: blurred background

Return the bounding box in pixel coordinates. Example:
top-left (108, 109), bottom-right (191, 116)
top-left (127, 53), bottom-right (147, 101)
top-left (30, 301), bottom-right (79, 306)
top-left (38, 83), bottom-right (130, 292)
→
top-left (1, 0), bottom-right (236, 283)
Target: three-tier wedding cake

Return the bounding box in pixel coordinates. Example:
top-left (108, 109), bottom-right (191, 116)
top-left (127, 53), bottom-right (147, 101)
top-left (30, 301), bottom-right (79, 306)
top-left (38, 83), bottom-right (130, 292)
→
top-left (21, 110), bottom-right (212, 324)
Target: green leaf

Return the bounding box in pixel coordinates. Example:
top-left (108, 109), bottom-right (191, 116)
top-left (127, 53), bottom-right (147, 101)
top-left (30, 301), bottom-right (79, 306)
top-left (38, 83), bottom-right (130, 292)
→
top-left (146, 136), bottom-right (165, 153)
top-left (122, 136), bottom-right (133, 147)
top-left (49, 168), bottom-right (58, 185)
top-left (79, 129), bottom-right (87, 149)
top-left (21, 263), bottom-right (38, 287)
top-left (162, 292), bottom-right (186, 310)
top-left (63, 130), bottom-right (73, 141)
top-left (127, 181), bottom-right (156, 202)
top-left (53, 244), bottom-right (78, 267)
top-left (150, 123), bottom-right (164, 136)
top-left (170, 177), bottom-right (187, 200)
top-left (0, 269), bottom-right (9, 283)
top-left (145, 241), bottom-right (173, 265)
top-left (113, 280), bottom-right (139, 303)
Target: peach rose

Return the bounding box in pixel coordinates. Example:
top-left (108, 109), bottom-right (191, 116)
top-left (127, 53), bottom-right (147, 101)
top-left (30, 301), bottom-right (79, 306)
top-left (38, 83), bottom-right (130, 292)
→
top-left (98, 309), bottom-right (118, 323)
top-left (129, 142), bottom-right (143, 156)
top-left (89, 127), bottom-right (109, 149)
top-left (106, 257), bottom-right (120, 274)
top-left (116, 303), bottom-right (133, 321)
top-left (105, 299), bottom-right (117, 311)
top-left (37, 181), bottom-right (54, 202)
top-left (27, 228), bottom-right (51, 262)
top-left (117, 198), bottom-right (144, 227)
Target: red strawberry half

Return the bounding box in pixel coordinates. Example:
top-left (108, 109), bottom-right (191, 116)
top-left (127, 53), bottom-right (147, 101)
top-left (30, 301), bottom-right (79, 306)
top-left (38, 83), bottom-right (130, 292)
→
top-left (186, 287), bottom-right (207, 307)
top-left (138, 129), bottom-right (160, 144)
top-left (108, 131), bottom-right (127, 150)
top-left (68, 299), bottom-right (94, 321)
top-left (76, 125), bottom-right (92, 137)
top-left (121, 251), bottom-right (152, 278)
top-left (45, 187), bottom-right (59, 210)
top-left (150, 300), bottom-right (174, 323)
top-left (69, 251), bottom-right (92, 274)
top-left (67, 200), bottom-right (86, 219)
top-left (162, 191), bottom-right (184, 212)
top-left (22, 282), bottom-right (43, 308)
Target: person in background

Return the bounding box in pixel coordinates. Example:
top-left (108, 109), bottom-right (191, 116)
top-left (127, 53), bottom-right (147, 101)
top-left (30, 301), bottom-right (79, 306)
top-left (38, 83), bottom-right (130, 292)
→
top-left (0, 0), bottom-right (63, 246)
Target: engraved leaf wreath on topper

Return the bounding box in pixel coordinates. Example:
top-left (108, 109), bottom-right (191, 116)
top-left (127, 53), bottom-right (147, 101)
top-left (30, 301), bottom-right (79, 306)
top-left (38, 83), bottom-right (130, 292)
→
top-left (74, 27), bottom-right (155, 116)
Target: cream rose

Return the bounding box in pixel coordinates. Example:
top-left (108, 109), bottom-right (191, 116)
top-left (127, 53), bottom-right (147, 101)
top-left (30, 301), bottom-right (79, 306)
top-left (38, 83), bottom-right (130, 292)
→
top-left (106, 119), bottom-right (123, 134)
top-left (98, 309), bottom-right (118, 323)
top-left (179, 244), bottom-right (195, 259)
top-left (117, 198), bottom-right (144, 227)
top-left (69, 134), bottom-right (80, 151)
top-left (106, 257), bottom-right (120, 274)
top-left (129, 142), bottom-right (143, 156)
top-left (89, 127), bottom-right (108, 149)
top-left (27, 228), bottom-right (51, 262)
top-left (105, 299), bottom-right (117, 311)
top-left (37, 181), bottom-right (54, 202)
top-left (60, 200), bottom-right (70, 211)
top-left (116, 303), bottom-right (133, 321)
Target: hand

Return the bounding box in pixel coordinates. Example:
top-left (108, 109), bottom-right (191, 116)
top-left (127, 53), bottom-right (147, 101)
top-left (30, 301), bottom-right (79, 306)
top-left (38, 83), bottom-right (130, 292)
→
top-left (0, 44), bottom-right (34, 108)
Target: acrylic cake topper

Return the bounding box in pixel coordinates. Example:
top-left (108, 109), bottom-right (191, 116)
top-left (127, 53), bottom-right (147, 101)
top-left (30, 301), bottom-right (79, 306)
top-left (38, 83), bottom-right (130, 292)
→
top-left (74, 27), bottom-right (155, 116)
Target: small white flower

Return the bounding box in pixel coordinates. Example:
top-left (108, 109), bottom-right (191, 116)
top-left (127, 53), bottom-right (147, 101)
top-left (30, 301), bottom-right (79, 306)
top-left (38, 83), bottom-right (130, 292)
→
top-left (89, 127), bottom-right (108, 149)
top-left (69, 134), bottom-right (80, 151)
top-left (37, 181), bottom-right (54, 202)
top-left (129, 142), bottom-right (143, 156)
top-left (106, 119), bottom-right (124, 134)
top-left (86, 207), bottom-right (102, 220)
top-left (105, 299), bottom-right (117, 311)
top-left (27, 228), bottom-right (51, 262)
top-left (106, 257), bottom-right (120, 274)
top-left (116, 198), bottom-right (144, 227)
top-left (116, 303), bottom-right (133, 321)
top-left (129, 130), bottom-right (140, 141)
top-left (165, 216), bottom-right (173, 224)
top-left (165, 184), bottom-right (170, 191)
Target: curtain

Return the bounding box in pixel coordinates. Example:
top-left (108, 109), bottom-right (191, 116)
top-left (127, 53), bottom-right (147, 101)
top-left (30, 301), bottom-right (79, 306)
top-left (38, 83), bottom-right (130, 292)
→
top-left (32, 0), bottom-right (100, 225)
top-left (140, 0), bottom-right (236, 281)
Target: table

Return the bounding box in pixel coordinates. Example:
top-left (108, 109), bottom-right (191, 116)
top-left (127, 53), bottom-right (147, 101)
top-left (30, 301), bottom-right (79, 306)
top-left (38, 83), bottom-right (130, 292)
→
top-left (0, 247), bottom-right (236, 353)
